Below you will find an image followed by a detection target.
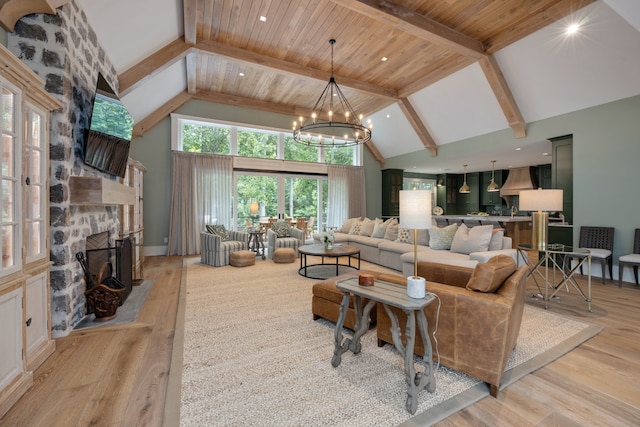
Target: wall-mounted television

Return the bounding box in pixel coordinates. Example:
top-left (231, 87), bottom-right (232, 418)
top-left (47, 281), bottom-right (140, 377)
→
top-left (84, 73), bottom-right (134, 178)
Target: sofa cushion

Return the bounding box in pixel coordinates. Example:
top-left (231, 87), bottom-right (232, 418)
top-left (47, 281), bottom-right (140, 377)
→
top-left (429, 224), bottom-right (458, 250)
top-left (488, 228), bottom-right (505, 251)
top-left (359, 217), bottom-right (376, 236)
top-left (383, 218), bottom-right (399, 241)
top-left (466, 255), bottom-right (517, 293)
top-left (451, 224), bottom-right (493, 255)
top-left (271, 221), bottom-right (291, 237)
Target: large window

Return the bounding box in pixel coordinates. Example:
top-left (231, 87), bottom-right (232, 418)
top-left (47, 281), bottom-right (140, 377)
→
top-left (172, 114), bottom-right (362, 166)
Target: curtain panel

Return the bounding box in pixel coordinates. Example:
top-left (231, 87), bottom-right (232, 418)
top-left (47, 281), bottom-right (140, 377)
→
top-left (327, 165), bottom-right (366, 229)
top-left (168, 151), bottom-right (232, 256)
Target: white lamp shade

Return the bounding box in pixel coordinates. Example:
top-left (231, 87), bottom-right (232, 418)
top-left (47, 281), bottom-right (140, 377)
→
top-left (399, 190), bottom-right (432, 229)
top-left (519, 189), bottom-right (563, 212)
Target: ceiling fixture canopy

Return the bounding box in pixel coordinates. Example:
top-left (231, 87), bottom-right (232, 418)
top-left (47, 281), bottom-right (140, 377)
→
top-left (459, 164), bottom-right (470, 194)
top-left (293, 39), bottom-right (372, 147)
top-left (487, 160), bottom-right (500, 192)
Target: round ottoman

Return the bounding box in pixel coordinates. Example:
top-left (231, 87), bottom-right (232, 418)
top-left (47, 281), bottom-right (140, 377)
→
top-left (273, 247), bottom-right (296, 264)
top-left (230, 250), bottom-right (256, 267)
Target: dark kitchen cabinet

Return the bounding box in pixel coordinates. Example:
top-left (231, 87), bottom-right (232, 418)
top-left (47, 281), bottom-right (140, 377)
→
top-left (381, 169), bottom-right (403, 217)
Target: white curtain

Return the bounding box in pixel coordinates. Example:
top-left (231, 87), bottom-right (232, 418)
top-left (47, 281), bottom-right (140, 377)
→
top-left (168, 151), bottom-right (232, 255)
top-left (327, 165), bottom-right (366, 229)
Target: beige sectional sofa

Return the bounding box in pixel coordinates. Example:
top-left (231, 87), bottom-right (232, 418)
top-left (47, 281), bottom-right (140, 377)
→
top-left (315, 217), bottom-right (519, 275)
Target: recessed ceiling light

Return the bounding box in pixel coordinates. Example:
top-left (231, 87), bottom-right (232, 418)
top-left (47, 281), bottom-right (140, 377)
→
top-left (515, 147), bottom-right (521, 151)
top-left (259, 15), bottom-right (267, 22)
top-left (386, 114), bottom-right (390, 118)
top-left (543, 152), bottom-right (549, 156)
top-left (239, 72), bottom-right (245, 76)
top-left (381, 57), bottom-right (388, 62)
top-left (566, 23), bottom-right (580, 35)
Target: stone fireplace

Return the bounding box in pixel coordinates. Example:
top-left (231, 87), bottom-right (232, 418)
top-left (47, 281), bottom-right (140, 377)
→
top-left (8, 2), bottom-right (124, 337)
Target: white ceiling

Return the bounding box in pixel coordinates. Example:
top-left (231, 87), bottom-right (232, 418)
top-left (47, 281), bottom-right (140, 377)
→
top-left (78, 0), bottom-right (640, 175)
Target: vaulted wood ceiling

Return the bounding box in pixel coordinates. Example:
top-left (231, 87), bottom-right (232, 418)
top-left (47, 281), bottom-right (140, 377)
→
top-left (2, 0), bottom-right (596, 164)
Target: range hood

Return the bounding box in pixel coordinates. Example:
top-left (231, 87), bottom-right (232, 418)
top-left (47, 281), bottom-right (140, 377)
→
top-left (499, 166), bottom-right (537, 196)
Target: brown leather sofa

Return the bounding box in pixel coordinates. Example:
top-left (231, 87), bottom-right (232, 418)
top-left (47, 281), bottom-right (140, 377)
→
top-left (311, 260), bottom-right (528, 397)
top-left (376, 261), bottom-right (528, 397)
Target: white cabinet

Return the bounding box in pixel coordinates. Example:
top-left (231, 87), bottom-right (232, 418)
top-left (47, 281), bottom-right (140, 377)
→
top-left (25, 271), bottom-right (55, 371)
top-left (0, 287), bottom-right (23, 392)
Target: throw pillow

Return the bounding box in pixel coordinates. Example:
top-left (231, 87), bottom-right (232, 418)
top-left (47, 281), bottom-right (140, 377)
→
top-left (383, 218), bottom-right (399, 241)
top-left (359, 218), bottom-right (376, 236)
top-left (209, 224), bottom-right (229, 241)
top-left (450, 224), bottom-right (493, 255)
top-left (205, 224), bottom-right (216, 234)
top-left (428, 224), bottom-right (458, 250)
top-left (271, 221), bottom-right (291, 238)
top-left (416, 228), bottom-right (430, 246)
top-left (370, 218), bottom-right (387, 238)
top-left (396, 228), bottom-right (413, 244)
top-left (488, 228), bottom-right (505, 251)
top-left (349, 220), bottom-right (362, 235)
top-left (466, 255), bottom-right (517, 293)
top-left (340, 217), bottom-right (360, 233)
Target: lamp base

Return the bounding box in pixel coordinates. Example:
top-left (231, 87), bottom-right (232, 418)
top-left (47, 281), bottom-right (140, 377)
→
top-left (407, 276), bottom-right (426, 299)
top-left (531, 211), bottom-right (549, 250)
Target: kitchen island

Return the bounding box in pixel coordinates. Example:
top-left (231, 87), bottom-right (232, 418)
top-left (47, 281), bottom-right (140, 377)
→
top-left (435, 215), bottom-right (532, 248)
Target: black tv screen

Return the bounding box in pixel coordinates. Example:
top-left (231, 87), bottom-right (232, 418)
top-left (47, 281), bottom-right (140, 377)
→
top-left (84, 73), bottom-right (134, 178)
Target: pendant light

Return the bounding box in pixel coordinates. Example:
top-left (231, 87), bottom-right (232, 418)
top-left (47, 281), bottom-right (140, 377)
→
top-left (459, 164), bottom-right (470, 194)
top-left (487, 160), bottom-right (500, 192)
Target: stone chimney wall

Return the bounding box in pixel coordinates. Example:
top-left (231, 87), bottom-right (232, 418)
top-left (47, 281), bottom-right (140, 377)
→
top-left (8, 1), bottom-right (122, 337)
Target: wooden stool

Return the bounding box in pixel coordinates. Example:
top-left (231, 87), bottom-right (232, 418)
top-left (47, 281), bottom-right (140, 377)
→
top-left (230, 250), bottom-right (256, 267)
top-left (273, 247), bottom-right (296, 264)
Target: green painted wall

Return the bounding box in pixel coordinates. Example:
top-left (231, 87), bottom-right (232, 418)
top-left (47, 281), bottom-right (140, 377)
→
top-left (384, 94), bottom-right (640, 263)
top-left (129, 99), bottom-right (384, 246)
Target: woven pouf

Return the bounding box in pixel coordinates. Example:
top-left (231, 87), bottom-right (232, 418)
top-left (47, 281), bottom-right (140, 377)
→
top-left (273, 247), bottom-right (296, 264)
top-left (230, 250), bottom-right (256, 267)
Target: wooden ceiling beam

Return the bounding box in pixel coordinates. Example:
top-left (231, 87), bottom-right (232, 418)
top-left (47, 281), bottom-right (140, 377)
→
top-left (183, 0), bottom-right (197, 45)
top-left (196, 40), bottom-right (398, 100)
top-left (479, 55), bottom-right (527, 138)
top-left (132, 91), bottom-right (192, 138)
top-left (118, 38), bottom-right (193, 97)
top-left (397, 98), bottom-right (437, 157)
top-left (186, 52), bottom-right (197, 94)
top-left (332, 0), bottom-right (485, 59)
top-left (0, 0), bottom-right (70, 31)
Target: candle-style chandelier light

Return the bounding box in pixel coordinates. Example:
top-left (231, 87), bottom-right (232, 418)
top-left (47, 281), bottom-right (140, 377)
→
top-left (292, 39), bottom-right (372, 147)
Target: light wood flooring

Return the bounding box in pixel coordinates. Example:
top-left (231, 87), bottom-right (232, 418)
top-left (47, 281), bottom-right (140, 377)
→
top-left (1, 255), bottom-right (639, 426)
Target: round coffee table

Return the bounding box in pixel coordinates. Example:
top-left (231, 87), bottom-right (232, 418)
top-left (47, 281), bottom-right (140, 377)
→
top-left (298, 243), bottom-right (361, 279)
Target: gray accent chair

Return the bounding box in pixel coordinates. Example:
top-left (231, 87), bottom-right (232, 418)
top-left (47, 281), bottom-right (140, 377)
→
top-left (266, 225), bottom-right (305, 259)
top-left (201, 230), bottom-right (249, 266)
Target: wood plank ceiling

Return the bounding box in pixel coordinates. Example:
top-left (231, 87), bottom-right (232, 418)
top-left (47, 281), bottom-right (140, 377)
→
top-left (1, 0), bottom-right (596, 163)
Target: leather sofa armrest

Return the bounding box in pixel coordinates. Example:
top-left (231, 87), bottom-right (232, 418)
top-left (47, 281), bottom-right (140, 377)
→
top-left (416, 262), bottom-right (473, 288)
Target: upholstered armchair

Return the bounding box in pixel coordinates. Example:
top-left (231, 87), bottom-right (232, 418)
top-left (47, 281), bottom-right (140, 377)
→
top-left (201, 228), bottom-right (249, 267)
top-left (266, 221), bottom-right (305, 259)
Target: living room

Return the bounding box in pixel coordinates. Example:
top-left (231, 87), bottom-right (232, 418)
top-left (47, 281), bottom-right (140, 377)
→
top-left (0, 0), bottom-right (639, 425)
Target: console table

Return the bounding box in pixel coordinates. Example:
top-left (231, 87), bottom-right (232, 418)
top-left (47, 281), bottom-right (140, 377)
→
top-left (332, 277), bottom-right (436, 414)
top-left (517, 244), bottom-right (592, 311)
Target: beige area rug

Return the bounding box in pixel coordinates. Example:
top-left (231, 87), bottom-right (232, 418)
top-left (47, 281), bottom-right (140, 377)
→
top-left (177, 257), bottom-right (602, 426)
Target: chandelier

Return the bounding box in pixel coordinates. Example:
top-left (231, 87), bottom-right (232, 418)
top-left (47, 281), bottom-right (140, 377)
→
top-left (292, 39), bottom-right (372, 147)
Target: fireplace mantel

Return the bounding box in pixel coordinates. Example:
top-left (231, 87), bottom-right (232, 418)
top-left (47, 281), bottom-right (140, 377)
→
top-left (70, 176), bottom-right (136, 206)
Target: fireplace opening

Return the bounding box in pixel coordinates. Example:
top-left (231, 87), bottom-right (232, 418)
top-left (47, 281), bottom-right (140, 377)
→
top-left (83, 231), bottom-right (133, 309)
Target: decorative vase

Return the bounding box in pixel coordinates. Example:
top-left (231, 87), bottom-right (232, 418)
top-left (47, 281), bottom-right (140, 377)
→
top-left (407, 276), bottom-right (426, 299)
top-left (325, 241), bottom-right (333, 250)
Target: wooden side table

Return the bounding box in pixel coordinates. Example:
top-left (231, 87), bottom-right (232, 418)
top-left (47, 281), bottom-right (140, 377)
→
top-left (332, 277), bottom-right (436, 414)
top-left (248, 231), bottom-right (265, 259)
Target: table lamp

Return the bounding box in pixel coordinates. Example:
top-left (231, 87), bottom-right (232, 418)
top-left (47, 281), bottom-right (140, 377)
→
top-left (249, 202), bottom-right (259, 229)
top-left (519, 188), bottom-right (563, 250)
top-left (399, 190), bottom-right (432, 298)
